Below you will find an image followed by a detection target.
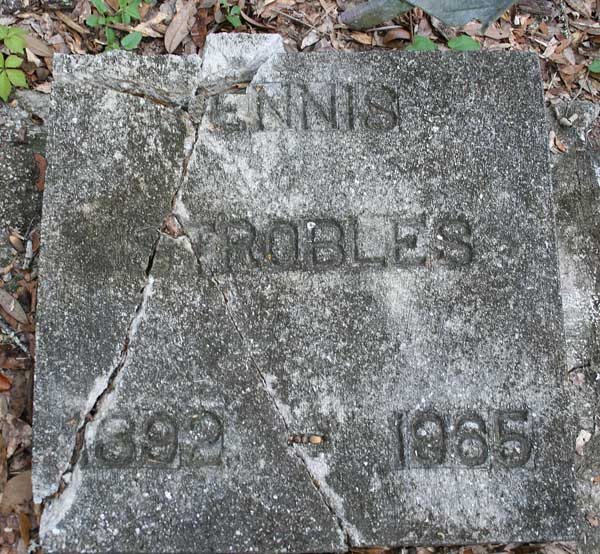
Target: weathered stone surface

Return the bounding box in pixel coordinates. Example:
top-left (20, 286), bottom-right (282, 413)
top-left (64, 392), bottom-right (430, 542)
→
top-left (35, 50), bottom-right (577, 553)
top-left (550, 101), bottom-right (600, 554)
top-left (53, 52), bottom-right (203, 106)
top-left (32, 56), bottom-right (193, 502)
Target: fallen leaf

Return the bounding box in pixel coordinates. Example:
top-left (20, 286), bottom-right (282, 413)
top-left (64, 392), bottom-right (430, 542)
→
top-left (33, 153), bottom-right (46, 192)
top-left (383, 28), bottom-right (411, 43)
top-left (0, 289), bottom-right (28, 325)
top-left (564, 0), bottom-right (592, 17)
top-left (133, 11), bottom-right (169, 38)
top-left (23, 34), bottom-right (54, 57)
top-left (8, 234), bottom-right (24, 253)
top-left (350, 31), bottom-right (372, 45)
top-left (164, 0), bottom-right (197, 54)
top-left (554, 134), bottom-right (568, 152)
top-left (0, 374), bottom-right (11, 392)
top-left (0, 471), bottom-right (32, 513)
top-left (0, 434), bottom-right (6, 498)
top-left (34, 82), bottom-right (52, 94)
top-left (55, 11), bottom-right (90, 35)
top-left (587, 513), bottom-right (600, 527)
top-left (18, 512), bottom-right (30, 547)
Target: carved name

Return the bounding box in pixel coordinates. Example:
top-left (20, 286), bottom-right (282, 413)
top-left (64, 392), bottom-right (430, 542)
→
top-left (205, 82), bottom-right (427, 132)
top-left (193, 215), bottom-right (472, 275)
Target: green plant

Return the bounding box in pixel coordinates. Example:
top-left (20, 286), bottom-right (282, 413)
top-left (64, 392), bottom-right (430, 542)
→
top-left (405, 35), bottom-right (438, 51)
top-left (0, 27), bottom-right (29, 102)
top-left (86, 0), bottom-right (143, 51)
top-left (589, 60), bottom-right (600, 74)
top-left (220, 0), bottom-right (242, 28)
top-left (0, 53), bottom-right (28, 102)
top-left (447, 35), bottom-right (481, 51)
top-left (0, 26), bottom-right (27, 54)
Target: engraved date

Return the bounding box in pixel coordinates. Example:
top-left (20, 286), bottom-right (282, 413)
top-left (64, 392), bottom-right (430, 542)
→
top-left (86, 410), bottom-right (224, 469)
top-left (397, 409), bottom-right (533, 469)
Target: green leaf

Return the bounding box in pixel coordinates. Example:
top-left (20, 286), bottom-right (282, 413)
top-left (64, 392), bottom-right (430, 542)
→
top-left (121, 31), bottom-right (142, 50)
top-left (91, 0), bottom-right (109, 15)
top-left (86, 14), bottom-right (101, 27)
top-left (105, 27), bottom-right (116, 44)
top-left (589, 60), bottom-right (600, 73)
top-left (7, 27), bottom-right (26, 37)
top-left (0, 27), bottom-right (8, 40)
top-left (4, 35), bottom-right (26, 54)
top-left (226, 13), bottom-right (242, 27)
top-left (0, 71), bottom-right (11, 102)
top-left (405, 35), bottom-right (438, 51)
top-left (6, 69), bottom-right (27, 88)
top-left (122, 12), bottom-right (131, 24)
top-left (229, 5), bottom-right (241, 14)
top-left (126, 4), bottom-right (141, 19)
top-left (447, 35), bottom-right (481, 51)
top-left (5, 55), bottom-right (23, 69)
top-left (0, 53), bottom-right (4, 69)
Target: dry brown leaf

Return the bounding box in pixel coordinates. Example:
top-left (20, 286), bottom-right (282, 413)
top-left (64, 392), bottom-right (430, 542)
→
top-left (54, 11), bottom-right (90, 35)
top-left (133, 12), bottom-right (169, 38)
top-left (587, 513), bottom-right (600, 527)
top-left (383, 28), bottom-right (411, 43)
top-left (0, 471), bottom-right (32, 514)
top-left (564, 0), bottom-right (592, 17)
top-left (350, 31), bottom-right (372, 45)
top-left (0, 290), bottom-right (28, 325)
top-left (34, 82), bottom-right (52, 94)
top-left (164, 0), bottom-right (197, 54)
top-left (34, 153), bottom-right (46, 192)
top-left (0, 434), bottom-right (7, 499)
top-left (18, 512), bottom-right (30, 548)
top-left (2, 416), bottom-right (32, 458)
top-left (23, 34), bottom-right (54, 57)
top-left (0, 375), bottom-right (11, 393)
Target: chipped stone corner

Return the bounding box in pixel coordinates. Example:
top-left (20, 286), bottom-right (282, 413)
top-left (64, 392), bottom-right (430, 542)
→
top-left (199, 32), bottom-right (285, 95)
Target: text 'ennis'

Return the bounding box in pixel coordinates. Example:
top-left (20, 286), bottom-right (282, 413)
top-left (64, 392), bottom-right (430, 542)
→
top-left (204, 82), bottom-right (422, 132)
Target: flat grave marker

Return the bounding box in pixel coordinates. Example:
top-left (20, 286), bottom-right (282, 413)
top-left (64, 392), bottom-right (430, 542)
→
top-left (34, 48), bottom-right (577, 553)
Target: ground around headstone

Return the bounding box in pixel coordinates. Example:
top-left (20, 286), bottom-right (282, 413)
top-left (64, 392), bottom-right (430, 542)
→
top-left (31, 46), bottom-right (580, 554)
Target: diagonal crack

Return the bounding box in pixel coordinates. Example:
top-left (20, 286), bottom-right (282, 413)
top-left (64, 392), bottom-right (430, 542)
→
top-left (42, 233), bottom-right (160, 509)
top-left (174, 226), bottom-right (352, 550)
top-left (41, 109), bottom-right (200, 519)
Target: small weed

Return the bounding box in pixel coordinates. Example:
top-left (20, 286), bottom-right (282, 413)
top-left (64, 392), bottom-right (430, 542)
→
top-left (219, 0), bottom-right (242, 28)
top-left (85, 0), bottom-right (143, 51)
top-left (0, 27), bottom-right (29, 102)
top-left (405, 35), bottom-right (438, 51)
top-left (447, 35), bottom-right (481, 51)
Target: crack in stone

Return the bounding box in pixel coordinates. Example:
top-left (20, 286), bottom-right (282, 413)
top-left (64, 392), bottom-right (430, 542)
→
top-left (173, 223), bottom-right (352, 549)
top-left (41, 95), bottom-right (204, 512)
top-left (41, 111), bottom-right (199, 522)
top-left (41, 233), bottom-right (159, 512)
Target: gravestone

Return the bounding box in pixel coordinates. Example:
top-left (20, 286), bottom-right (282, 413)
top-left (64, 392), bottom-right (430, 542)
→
top-left (34, 47), bottom-right (577, 552)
